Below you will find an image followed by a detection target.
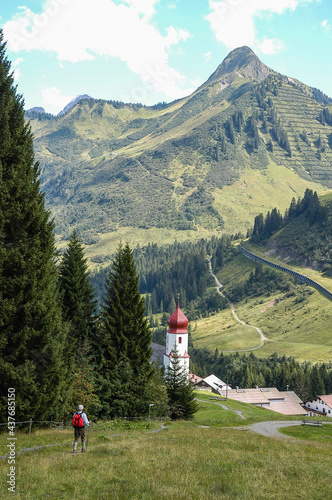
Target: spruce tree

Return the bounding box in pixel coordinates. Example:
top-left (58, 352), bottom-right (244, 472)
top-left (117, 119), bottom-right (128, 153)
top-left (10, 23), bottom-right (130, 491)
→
top-left (310, 365), bottom-right (325, 399)
top-left (165, 348), bottom-right (198, 420)
top-left (0, 31), bottom-right (69, 420)
top-left (65, 340), bottom-right (101, 418)
top-left (97, 243), bottom-right (152, 416)
top-left (59, 230), bottom-right (97, 347)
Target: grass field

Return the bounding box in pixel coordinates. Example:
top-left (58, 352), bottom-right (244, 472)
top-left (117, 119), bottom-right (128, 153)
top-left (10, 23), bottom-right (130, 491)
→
top-left (191, 248), bottom-right (332, 362)
top-left (212, 161), bottom-right (325, 234)
top-left (191, 307), bottom-right (262, 352)
top-left (1, 395), bottom-right (332, 499)
top-left (279, 423), bottom-right (332, 442)
top-left (79, 226), bottom-right (219, 269)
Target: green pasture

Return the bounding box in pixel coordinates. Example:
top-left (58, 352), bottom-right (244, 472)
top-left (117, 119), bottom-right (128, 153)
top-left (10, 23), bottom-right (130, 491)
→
top-left (1, 396), bottom-right (332, 499)
top-left (193, 257), bottom-right (332, 361)
top-left (279, 423), bottom-right (332, 442)
top-left (192, 308), bottom-right (262, 352)
top-left (212, 161), bottom-right (325, 234)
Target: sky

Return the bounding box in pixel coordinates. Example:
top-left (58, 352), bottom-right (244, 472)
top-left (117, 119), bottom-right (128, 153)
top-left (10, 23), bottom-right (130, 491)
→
top-left (1, 0), bottom-right (332, 115)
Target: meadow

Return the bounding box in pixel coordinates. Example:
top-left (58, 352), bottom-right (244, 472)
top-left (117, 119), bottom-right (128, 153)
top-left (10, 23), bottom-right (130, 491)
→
top-left (191, 247), bottom-right (332, 362)
top-left (1, 393), bottom-right (331, 499)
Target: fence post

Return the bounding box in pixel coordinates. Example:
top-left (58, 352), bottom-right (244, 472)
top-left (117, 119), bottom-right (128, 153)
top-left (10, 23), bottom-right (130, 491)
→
top-left (29, 419), bottom-right (33, 435)
top-left (50, 417), bottom-right (52, 429)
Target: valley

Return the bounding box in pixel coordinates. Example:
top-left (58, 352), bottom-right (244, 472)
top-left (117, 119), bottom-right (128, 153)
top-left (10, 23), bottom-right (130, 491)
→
top-left (192, 248), bottom-right (332, 362)
top-left (26, 46), bottom-right (332, 366)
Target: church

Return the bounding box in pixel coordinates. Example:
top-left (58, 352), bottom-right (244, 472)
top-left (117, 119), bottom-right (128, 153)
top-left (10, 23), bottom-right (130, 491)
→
top-left (163, 302), bottom-right (190, 379)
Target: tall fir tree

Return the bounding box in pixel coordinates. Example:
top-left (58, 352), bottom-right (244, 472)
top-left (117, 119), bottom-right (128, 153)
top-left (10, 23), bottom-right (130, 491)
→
top-left (165, 348), bottom-right (198, 420)
top-left (97, 243), bottom-right (152, 417)
top-left (310, 365), bottom-right (325, 399)
top-left (59, 230), bottom-right (97, 347)
top-left (0, 31), bottom-right (69, 420)
top-left (64, 340), bottom-right (101, 418)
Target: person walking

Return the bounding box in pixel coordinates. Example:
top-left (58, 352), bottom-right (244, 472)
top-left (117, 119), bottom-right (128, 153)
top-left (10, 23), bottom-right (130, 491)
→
top-left (72, 404), bottom-right (91, 453)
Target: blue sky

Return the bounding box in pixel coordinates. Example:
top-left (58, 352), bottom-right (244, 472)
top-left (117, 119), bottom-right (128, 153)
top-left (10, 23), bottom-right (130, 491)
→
top-left (1, 0), bottom-right (331, 114)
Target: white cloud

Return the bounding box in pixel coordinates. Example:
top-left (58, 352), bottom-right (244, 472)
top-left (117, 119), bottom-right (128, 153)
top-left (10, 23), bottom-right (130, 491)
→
top-left (321, 19), bottom-right (331, 32)
top-left (206, 0), bottom-right (316, 53)
top-left (12, 68), bottom-right (21, 81)
top-left (190, 77), bottom-right (203, 88)
top-left (3, 0), bottom-right (191, 100)
top-left (41, 86), bottom-right (74, 115)
top-left (11, 57), bottom-right (24, 80)
top-left (122, 0), bottom-right (160, 18)
top-left (12, 57), bottom-right (24, 67)
top-left (203, 51), bottom-right (212, 62)
top-left (259, 38), bottom-right (286, 54)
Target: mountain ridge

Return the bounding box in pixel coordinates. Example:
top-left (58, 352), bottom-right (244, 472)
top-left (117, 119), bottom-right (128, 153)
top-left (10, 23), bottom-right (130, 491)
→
top-left (26, 47), bottom-right (332, 262)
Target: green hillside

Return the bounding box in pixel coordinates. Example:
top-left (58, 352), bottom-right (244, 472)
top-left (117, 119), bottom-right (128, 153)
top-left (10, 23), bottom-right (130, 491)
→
top-left (191, 249), bottom-right (332, 363)
top-left (27, 46), bottom-right (332, 260)
top-left (190, 190), bottom-right (332, 362)
top-left (1, 398), bottom-right (332, 499)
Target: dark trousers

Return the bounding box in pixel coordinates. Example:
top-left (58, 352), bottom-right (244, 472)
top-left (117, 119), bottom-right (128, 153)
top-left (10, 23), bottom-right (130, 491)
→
top-left (74, 427), bottom-right (86, 443)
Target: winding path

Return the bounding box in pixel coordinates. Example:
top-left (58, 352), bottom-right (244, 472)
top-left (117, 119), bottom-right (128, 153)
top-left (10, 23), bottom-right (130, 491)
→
top-left (208, 257), bottom-right (269, 352)
top-left (195, 398), bottom-right (246, 420)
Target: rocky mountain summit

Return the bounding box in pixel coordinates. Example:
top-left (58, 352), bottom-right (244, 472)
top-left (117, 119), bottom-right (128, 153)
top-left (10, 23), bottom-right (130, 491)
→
top-left (57, 94), bottom-right (93, 116)
top-left (204, 46), bottom-right (271, 87)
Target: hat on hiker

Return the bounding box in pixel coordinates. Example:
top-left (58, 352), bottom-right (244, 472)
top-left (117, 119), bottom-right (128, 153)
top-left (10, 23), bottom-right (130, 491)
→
top-left (78, 404), bottom-right (84, 411)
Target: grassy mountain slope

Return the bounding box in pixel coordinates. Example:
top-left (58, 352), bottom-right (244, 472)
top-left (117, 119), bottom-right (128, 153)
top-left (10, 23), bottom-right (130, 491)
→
top-left (264, 192), bottom-right (332, 272)
top-left (27, 46), bottom-right (332, 259)
top-left (192, 250), bottom-right (332, 362)
top-left (192, 192), bottom-right (332, 362)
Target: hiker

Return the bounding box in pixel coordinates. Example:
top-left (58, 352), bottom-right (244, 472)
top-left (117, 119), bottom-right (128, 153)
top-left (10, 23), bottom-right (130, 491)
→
top-left (73, 404), bottom-right (91, 453)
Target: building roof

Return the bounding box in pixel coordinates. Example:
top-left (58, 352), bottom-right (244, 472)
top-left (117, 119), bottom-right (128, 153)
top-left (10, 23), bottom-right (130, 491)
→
top-left (204, 374), bottom-right (229, 391)
top-left (190, 373), bottom-right (203, 384)
top-left (167, 302), bottom-right (189, 334)
top-left (194, 374), bottom-right (231, 392)
top-left (318, 395), bottom-right (332, 408)
top-left (218, 387), bottom-right (307, 415)
top-left (165, 350), bottom-right (190, 359)
top-left (150, 342), bottom-right (165, 366)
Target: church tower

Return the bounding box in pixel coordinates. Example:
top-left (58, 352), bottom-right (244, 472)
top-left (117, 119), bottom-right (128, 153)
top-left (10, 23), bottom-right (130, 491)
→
top-left (164, 302), bottom-right (190, 378)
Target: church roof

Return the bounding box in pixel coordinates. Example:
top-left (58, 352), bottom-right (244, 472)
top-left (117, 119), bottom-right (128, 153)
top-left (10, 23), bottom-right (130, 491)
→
top-left (167, 302), bottom-right (189, 334)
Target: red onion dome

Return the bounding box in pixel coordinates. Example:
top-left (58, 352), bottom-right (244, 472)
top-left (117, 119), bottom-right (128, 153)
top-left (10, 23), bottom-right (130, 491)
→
top-left (167, 302), bottom-right (189, 334)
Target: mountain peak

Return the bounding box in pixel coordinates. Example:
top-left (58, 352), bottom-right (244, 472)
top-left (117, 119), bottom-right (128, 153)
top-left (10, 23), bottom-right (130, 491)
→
top-left (205, 46), bottom-right (271, 86)
top-left (57, 94), bottom-right (92, 116)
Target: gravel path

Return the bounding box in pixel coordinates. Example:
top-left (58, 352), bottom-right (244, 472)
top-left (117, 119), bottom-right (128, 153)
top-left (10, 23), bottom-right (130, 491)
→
top-left (195, 398), bottom-right (246, 420)
top-left (0, 442), bottom-right (68, 460)
top-left (246, 420), bottom-right (302, 438)
top-left (208, 257), bottom-right (269, 352)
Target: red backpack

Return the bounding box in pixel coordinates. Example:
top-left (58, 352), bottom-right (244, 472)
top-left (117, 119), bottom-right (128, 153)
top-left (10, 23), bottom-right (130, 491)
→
top-left (72, 412), bottom-right (84, 428)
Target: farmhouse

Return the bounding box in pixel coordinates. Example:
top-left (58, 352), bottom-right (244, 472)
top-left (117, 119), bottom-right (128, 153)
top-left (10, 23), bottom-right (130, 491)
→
top-left (303, 395), bottom-right (332, 417)
top-left (218, 387), bottom-right (307, 416)
top-left (194, 374), bottom-right (231, 393)
top-left (189, 373), bottom-right (203, 385)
